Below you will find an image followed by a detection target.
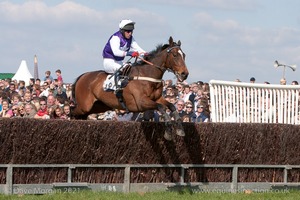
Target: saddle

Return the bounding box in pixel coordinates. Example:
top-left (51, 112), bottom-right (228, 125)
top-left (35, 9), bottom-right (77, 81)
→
top-left (118, 64), bottom-right (132, 88)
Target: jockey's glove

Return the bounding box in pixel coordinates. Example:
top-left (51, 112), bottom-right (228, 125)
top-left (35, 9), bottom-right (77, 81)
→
top-left (126, 51), bottom-right (139, 58)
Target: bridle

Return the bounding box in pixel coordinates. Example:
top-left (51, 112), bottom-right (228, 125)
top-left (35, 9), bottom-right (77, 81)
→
top-left (138, 45), bottom-right (183, 73)
top-left (130, 45), bottom-right (183, 83)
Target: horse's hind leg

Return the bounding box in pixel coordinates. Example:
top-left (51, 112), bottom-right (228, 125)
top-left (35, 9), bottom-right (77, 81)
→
top-left (75, 114), bottom-right (89, 120)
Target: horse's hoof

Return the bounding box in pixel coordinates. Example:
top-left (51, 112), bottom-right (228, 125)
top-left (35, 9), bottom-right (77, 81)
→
top-left (176, 129), bottom-right (185, 137)
top-left (164, 131), bottom-right (173, 141)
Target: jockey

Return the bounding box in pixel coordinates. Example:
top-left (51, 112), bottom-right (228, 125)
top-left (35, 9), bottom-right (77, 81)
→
top-left (102, 19), bottom-right (146, 93)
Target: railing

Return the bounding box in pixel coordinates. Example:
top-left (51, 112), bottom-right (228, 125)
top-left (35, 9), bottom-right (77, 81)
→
top-left (209, 80), bottom-right (300, 124)
top-left (0, 164), bottom-right (299, 194)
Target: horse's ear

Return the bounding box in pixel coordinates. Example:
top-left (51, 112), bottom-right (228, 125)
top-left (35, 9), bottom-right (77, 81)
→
top-left (177, 40), bottom-right (181, 46)
top-left (169, 36), bottom-right (174, 46)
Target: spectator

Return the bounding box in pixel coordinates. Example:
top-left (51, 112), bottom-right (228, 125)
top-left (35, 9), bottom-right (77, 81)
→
top-left (3, 78), bottom-right (11, 92)
top-left (51, 105), bottom-right (67, 119)
top-left (11, 93), bottom-right (22, 106)
top-left (202, 82), bottom-right (210, 97)
top-left (32, 97), bottom-right (41, 111)
top-left (35, 78), bottom-right (41, 86)
top-left (34, 98), bottom-right (50, 119)
top-left (176, 83), bottom-right (184, 97)
top-left (0, 99), bottom-right (13, 118)
top-left (63, 103), bottom-right (71, 120)
top-left (280, 78), bottom-right (286, 85)
top-left (165, 95), bottom-right (177, 105)
top-left (250, 77), bottom-right (256, 83)
top-left (189, 84), bottom-right (200, 103)
top-left (191, 104), bottom-right (209, 122)
top-left (176, 99), bottom-right (187, 118)
top-left (56, 80), bottom-right (65, 92)
top-left (55, 86), bottom-right (68, 101)
top-left (18, 104), bottom-right (25, 117)
top-left (47, 94), bottom-right (56, 109)
top-left (7, 82), bottom-right (18, 100)
top-left (292, 80), bottom-right (299, 85)
top-left (164, 85), bottom-right (174, 97)
top-left (28, 78), bottom-right (35, 92)
top-left (18, 80), bottom-right (26, 93)
top-left (184, 101), bottom-right (195, 121)
top-left (65, 84), bottom-right (72, 100)
top-left (182, 115), bottom-right (191, 122)
top-left (11, 104), bottom-right (21, 118)
top-left (23, 103), bottom-right (37, 118)
top-left (193, 89), bottom-right (204, 110)
top-left (0, 81), bottom-right (5, 91)
top-left (32, 84), bottom-right (41, 97)
top-left (23, 91), bottom-right (33, 104)
top-left (181, 85), bottom-right (192, 102)
top-left (55, 96), bottom-right (65, 108)
top-left (39, 82), bottom-right (50, 97)
top-left (55, 69), bottom-right (64, 83)
top-left (162, 79), bottom-right (173, 96)
top-left (43, 70), bottom-right (54, 82)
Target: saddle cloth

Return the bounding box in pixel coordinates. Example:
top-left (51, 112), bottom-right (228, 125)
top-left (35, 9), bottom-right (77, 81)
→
top-left (103, 74), bottom-right (118, 91)
top-left (103, 64), bottom-right (132, 92)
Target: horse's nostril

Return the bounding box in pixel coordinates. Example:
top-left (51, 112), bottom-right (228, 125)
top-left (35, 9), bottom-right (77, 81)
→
top-left (181, 72), bottom-right (188, 79)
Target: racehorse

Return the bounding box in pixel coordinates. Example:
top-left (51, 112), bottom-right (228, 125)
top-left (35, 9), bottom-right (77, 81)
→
top-left (71, 36), bottom-right (189, 140)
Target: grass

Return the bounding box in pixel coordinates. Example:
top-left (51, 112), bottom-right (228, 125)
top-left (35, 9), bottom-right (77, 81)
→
top-left (0, 189), bottom-right (299, 200)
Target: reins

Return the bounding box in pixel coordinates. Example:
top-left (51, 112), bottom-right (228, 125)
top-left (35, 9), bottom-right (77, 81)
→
top-left (138, 56), bottom-right (167, 73)
top-left (128, 45), bottom-right (181, 83)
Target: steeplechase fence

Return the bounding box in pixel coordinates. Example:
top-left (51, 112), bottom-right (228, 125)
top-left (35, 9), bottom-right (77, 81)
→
top-left (209, 80), bottom-right (300, 124)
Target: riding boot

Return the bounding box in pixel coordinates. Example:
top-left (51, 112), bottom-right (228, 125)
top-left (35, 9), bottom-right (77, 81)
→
top-left (114, 71), bottom-right (122, 94)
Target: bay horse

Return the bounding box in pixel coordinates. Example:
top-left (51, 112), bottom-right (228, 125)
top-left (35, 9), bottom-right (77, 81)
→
top-left (71, 36), bottom-right (189, 140)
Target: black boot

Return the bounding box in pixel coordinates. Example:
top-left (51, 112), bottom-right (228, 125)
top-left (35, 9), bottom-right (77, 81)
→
top-left (114, 71), bottom-right (122, 94)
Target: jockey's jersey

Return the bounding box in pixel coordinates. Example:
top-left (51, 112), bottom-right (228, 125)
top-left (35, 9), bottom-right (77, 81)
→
top-left (102, 31), bottom-right (132, 61)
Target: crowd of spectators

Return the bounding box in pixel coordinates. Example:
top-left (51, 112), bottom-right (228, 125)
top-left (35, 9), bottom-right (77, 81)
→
top-left (0, 70), bottom-right (73, 119)
top-left (6, 71), bottom-right (296, 123)
top-left (0, 67), bottom-right (212, 122)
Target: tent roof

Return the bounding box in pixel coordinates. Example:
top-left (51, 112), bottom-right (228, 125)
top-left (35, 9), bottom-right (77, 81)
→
top-left (12, 60), bottom-right (33, 85)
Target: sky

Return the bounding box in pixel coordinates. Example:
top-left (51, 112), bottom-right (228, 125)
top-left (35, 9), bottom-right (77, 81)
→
top-left (1, 0), bottom-right (300, 84)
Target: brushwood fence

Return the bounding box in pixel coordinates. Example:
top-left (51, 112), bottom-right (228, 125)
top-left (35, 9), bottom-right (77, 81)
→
top-left (1, 117), bottom-right (300, 194)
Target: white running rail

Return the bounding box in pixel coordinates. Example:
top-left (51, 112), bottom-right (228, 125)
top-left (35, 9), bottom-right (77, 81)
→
top-left (209, 80), bottom-right (300, 124)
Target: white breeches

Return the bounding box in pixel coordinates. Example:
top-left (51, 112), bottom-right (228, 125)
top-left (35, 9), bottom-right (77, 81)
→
top-left (103, 58), bottom-right (123, 73)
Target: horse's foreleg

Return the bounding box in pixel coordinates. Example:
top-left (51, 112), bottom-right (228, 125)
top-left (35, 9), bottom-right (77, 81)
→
top-left (157, 104), bottom-right (173, 141)
top-left (157, 98), bottom-right (185, 137)
top-left (170, 109), bottom-right (185, 137)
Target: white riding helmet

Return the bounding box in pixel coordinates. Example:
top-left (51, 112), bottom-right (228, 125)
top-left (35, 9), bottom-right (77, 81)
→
top-left (119, 19), bottom-right (135, 31)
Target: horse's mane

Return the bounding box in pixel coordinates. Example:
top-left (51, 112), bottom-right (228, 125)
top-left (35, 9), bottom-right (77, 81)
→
top-left (133, 43), bottom-right (170, 66)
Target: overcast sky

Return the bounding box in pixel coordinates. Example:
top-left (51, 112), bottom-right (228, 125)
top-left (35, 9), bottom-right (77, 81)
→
top-left (1, 0), bottom-right (300, 84)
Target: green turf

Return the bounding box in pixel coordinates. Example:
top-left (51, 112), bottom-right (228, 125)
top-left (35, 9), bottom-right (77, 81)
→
top-left (0, 189), bottom-right (298, 200)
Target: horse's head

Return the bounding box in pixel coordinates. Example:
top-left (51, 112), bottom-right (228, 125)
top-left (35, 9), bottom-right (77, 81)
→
top-left (164, 36), bottom-right (189, 82)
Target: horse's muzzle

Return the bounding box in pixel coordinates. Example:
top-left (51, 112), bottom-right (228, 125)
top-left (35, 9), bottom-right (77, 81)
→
top-left (177, 72), bottom-right (189, 82)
